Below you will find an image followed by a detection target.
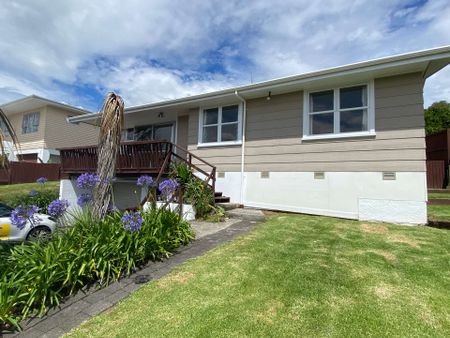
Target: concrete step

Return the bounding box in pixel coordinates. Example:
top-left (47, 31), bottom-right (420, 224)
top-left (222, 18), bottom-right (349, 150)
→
top-left (226, 208), bottom-right (266, 222)
top-left (216, 202), bottom-right (240, 211)
top-left (215, 196), bottom-right (230, 203)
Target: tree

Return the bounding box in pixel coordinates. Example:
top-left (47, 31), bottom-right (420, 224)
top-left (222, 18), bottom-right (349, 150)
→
top-left (92, 92), bottom-right (124, 219)
top-left (425, 101), bottom-right (450, 135)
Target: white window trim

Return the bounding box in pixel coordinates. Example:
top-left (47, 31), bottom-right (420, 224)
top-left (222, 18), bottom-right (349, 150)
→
top-left (302, 80), bottom-right (375, 140)
top-left (198, 104), bottom-right (243, 147)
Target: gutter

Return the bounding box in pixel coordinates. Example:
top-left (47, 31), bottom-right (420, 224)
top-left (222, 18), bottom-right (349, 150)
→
top-left (234, 90), bottom-right (246, 206)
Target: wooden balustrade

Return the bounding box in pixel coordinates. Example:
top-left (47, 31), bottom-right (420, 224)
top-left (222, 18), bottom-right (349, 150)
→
top-left (58, 140), bottom-right (216, 192)
top-left (59, 140), bottom-right (172, 175)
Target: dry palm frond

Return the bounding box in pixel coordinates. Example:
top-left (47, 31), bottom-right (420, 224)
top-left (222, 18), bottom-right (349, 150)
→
top-left (92, 92), bottom-right (124, 219)
top-left (0, 108), bottom-right (20, 167)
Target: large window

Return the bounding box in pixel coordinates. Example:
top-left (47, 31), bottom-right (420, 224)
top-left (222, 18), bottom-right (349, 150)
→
top-left (199, 104), bottom-right (241, 145)
top-left (303, 83), bottom-right (374, 139)
top-left (22, 112), bottom-right (40, 134)
top-left (121, 123), bottom-right (174, 142)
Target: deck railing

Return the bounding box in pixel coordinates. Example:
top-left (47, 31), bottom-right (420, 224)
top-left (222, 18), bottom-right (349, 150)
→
top-left (59, 140), bottom-right (216, 191)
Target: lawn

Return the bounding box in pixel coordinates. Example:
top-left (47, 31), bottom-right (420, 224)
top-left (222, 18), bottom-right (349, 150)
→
top-left (0, 181), bottom-right (59, 204)
top-left (67, 214), bottom-right (450, 338)
top-left (428, 192), bottom-right (450, 199)
top-left (428, 205), bottom-right (450, 221)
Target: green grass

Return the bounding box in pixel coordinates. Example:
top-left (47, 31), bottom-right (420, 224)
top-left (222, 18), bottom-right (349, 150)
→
top-left (0, 181), bottom-right (59, 204)
top-left (428, 193), bottom-right (450, 199)
top-left (428, 205), bottom-right (450, 221)
top-left (66, 214), bottom-right (450, 338)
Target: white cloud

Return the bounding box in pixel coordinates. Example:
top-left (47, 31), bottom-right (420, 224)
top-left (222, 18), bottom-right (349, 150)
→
top-left (80, 57), bottom-right (238, 106)
top-left (0, 0), bottom-right (449, 109)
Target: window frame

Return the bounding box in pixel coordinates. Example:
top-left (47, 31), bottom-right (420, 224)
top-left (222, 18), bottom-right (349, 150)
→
top-left (22, 111), bottom-right (40, 134)
top-left (198, 104), bottom-right (243, 147)
top-left (302, 81), bottom-right (375, 140)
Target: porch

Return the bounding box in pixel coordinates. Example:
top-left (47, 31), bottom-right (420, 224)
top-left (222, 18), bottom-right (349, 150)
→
top-left (58, 140), bottom-right (217, 193)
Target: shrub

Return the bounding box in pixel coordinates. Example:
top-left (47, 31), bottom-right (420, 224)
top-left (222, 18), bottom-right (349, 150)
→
top-left (170, 161), bottom-right (222, 220)
top-left (8, 189), bottom-right (59, 211)
top-left (0, 208), bottom-right (194, 330)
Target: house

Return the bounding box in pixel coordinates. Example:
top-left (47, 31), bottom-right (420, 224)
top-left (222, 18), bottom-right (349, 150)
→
top-left (60, 46), bottom-right (450, 224)
top-left (0, 95), bottom-right (98, 163)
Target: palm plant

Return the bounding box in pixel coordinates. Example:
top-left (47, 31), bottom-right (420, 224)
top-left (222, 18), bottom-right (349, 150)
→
top-left (92, 92), bottom-right (124, 219)
top-left (0, 108), bottom-right (20, 167)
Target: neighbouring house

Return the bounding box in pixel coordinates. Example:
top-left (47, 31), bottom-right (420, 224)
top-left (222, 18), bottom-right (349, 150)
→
top-left (60, 46), bottom-right (450, 224)
top-left (0, 95), bottom-right (98, 163)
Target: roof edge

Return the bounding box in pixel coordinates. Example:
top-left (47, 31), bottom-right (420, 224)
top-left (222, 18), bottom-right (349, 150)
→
top-left (1, 95), bottom-right (93, 115)
top-left (69, 45), bottom-right (450, 123)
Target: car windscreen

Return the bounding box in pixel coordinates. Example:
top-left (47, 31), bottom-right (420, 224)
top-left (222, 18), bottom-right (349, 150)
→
top-left (0, 203), bottom-right (12, 217)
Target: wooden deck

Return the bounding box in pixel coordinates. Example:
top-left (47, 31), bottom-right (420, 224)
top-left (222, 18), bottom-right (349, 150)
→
top-left (59, 140), bottom-right (217, 191)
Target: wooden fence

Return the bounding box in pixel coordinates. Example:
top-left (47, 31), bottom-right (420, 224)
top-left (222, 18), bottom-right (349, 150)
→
top-left (0, 162), bottom-right (61, 185)
top-left (426, 160), bottom-right (446, 189)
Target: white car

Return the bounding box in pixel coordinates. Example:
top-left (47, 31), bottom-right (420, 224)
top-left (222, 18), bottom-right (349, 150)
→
top-left (0, 203), bottom-right (57, 242)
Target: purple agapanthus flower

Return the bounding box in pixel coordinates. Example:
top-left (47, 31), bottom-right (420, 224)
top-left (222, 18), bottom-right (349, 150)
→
top-left (11, 205), bottom-right (41, 230)
top-left (77, 193), bottom-right (92, 207)
top-left (137, 175), bottom-right (153, 187)
top-left (121, 211), bottom-right (144, 232)
top-left (29, 190), bottom-right (38, 196)
top-left (47, 199), bottom-right (69, 218)
top-left (76, 173), bottom-right (100, 190)
top-left (107, 205), bottom-right (119, 213)
top-left (36, 177), bottom-right (48, 184)
top-left (158, 179), bottom-right (179, 198)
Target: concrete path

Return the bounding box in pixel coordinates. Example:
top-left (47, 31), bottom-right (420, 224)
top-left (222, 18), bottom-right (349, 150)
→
top-left (2, 210), bottom-right (264, 338)
top-left (190, 218), bottom-right (242, 239)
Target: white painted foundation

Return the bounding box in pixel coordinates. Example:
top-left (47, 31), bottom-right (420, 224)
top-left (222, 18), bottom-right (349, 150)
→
top-left (215, 171), bottom-right (242, 203)
top-left (60, 179), bottom-right (195, 221)
top-left (228, 171), bottom-right (426, 224)
top-left (143, 202), bottom-right (195, 221)
top-left (61, 170), bottom-right (427, 224)
top-left (60, 178), bottom-right (144, 212)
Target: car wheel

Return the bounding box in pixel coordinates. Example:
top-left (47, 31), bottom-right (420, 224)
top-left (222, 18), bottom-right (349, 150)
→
top-left (27, 226), bottom-right (52, 242)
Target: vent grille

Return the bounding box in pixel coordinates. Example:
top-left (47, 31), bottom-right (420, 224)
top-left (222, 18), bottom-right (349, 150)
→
top-left (260, 171), bottom-right (270, 178)
top-left (382, 172), bottom-right (396, 180)
top-left (217, 172), bottom-right (225, 178)
top-left (314, 172), bottom-right (325, 179)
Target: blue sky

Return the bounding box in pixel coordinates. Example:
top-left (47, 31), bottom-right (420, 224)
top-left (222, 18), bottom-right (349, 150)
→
top-left (0, 0), bottom-right (449, 112)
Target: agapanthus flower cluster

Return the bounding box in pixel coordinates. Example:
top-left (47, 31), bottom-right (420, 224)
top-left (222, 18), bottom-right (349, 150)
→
top-left (47, 199), bottom-right (69, 218)
top-left (136, 175), bottom-right (153, 187)
top-left (29, 190), bottom-right (38, 196)
top-left (158, 179), bottom-right (179, 198)
top-left (77, 193), bottom-right (92, 207)
top-left (76, 173), bottom-right (100, 189)
top-left (11, 205), bottom-right (41, 230)
top-left (121, 211), bottom-right (144, 232)
top-left (36, 177), bottom-right (48, 184)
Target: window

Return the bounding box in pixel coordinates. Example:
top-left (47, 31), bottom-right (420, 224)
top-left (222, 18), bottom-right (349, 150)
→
top-left (0, 120), bottom-right (10, 136)
top-left (122, 124), bottom-right (174, 142)
top-left (303, 82), bottom-right (374, 139)
top-left (22, 112), bottom-right (40, 134)
top-left (121, 128), bottom-right (135, 141)
top-left (199, 104), bottom-right (241, 145)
